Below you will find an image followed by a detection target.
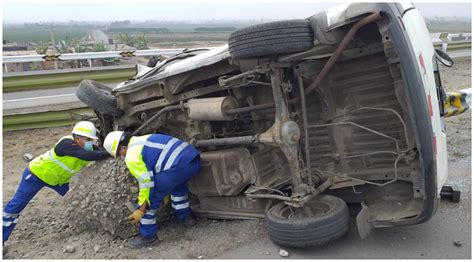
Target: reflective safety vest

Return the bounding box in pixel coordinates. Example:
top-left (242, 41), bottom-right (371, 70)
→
top-left (29, 135), bottom-right (90, 186)
top-left (125, 134), bottom-right (199, 205)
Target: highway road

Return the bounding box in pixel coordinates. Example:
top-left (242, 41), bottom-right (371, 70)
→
top-left (3, 84), bottom-right (117, 111)
top-left (449, 49), bottom-right (471, 58)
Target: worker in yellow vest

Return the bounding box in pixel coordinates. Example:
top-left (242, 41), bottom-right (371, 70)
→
top-left (2, 121), bottom-right (110, 249)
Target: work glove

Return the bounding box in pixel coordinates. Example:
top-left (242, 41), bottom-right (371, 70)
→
top-left (128, 209), bottom-right (144, 224)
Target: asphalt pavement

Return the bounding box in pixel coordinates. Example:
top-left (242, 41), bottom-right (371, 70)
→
top-left (2, 84), bottom-right (117, 111)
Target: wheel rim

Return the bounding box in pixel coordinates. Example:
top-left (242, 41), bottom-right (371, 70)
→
top-left (280, 201), bottom-right (333, 219)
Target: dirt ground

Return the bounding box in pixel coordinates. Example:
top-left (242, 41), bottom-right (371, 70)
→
top-left (2, 58), bottom-right (471, 259)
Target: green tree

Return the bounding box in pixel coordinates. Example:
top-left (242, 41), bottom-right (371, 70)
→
top-left (33, 42), bottom-right (50, 70)
top-left (93, 41), bottom-right (107, 52)
top-left (136, 33), bottom-right (149, 50)
top-left (116, 33), bottom-right (135, 47)
top-left (33, 42), bottom-right (49, 55)
top-left (58, 36), bottom-right (73, 53)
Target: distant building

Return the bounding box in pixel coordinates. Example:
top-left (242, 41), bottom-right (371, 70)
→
top-left (110, 20), bottom-right (131, 28)
top-left (3, 44), bottom-right (28, 52)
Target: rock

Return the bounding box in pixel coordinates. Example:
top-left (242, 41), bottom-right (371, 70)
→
top-left (197, 256), bottom-right (204, 259)
top-left (79, 185), bottom-right (86, 191)
top-left (130, 187), bottom-right (139, 194)
top-left (279, 249), bottom-right (289, 257)
top-left (454, 240), bottom-right (462, 247)
top-left (93, 245), bottom-right (101, 252)
top-left (71, 201), bottom-right (79, 207)
top-left (265, 252), bottom-right (270, 255)
top-left (23, 153), bottom-right (35, 162)
top-left (65, 245), bottom-right (75, 253)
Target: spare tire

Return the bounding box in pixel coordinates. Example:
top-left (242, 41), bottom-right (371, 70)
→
top-left (266, 194), bottom-right (349, 247)
top-left (76, 80), bottom-right (123, 117)
top-left (228, 19), bottom-right (314, 59)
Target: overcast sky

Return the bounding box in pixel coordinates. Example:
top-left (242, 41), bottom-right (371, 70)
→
top-left (2, 1), bottom-right (472, 23)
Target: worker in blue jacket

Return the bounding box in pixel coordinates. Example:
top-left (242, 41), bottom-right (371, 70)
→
top-left (103, 131), bottom-right (201, 249)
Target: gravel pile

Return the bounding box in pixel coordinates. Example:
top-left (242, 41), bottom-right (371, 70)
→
top-left (63, 159), bottom-right (139, 239)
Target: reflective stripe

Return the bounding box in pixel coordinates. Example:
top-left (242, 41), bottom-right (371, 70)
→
top-left (172, 202), bottom-right (189, 210)
top-left (140, 218), bottom-right (156, 225)
top-left (144, 141), bottom-right (165, 150)
top-left (155, 138), bottom-right (178, 172)
top-left (171, 195), bottom-right (188, 202)
top-left (146, 209), bottom-right (157, 216)
top-left (3, 212), bottom-right (18, 219)
top-left (129, 141), bottom-right (165, 150)
top-left (164, 142), bottom-right (189, 171)
top-left (112, 139), bottom-right (119, 154)
top-left (137, 171), bottom-right (153, 183)
top-left (139, 181), bottom-right (155, 189)
top-left (3, 219), bottom-right (18, 227)
top-left (48, 151), bottom-right (75, 174)
top-left (75, 127), bottom-right (93, 134)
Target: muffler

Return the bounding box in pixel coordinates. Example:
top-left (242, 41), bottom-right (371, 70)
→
top-left (186, 97), bottom-right (239, 121)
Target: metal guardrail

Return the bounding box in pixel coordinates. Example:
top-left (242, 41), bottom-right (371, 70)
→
top-left (2, 49), bottom-right (185, 64)
top-left (3, 107), bottom-right (93, 131)
top-left (3, 66), bottom-right (135, 92)
top-left (430, 32), bottom-right (471, 44)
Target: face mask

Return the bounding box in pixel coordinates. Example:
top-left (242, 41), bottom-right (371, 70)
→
top-left (84, 141), bottom-right (94, 151)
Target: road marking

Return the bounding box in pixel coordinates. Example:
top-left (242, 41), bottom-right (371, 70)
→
top-left (3, 93), bottom-right (76, 103)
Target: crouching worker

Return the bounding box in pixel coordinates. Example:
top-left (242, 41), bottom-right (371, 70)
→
top-left (103, 131), bottom-right (201, 249)
top-left (2, 121), bottom-right (110, 248)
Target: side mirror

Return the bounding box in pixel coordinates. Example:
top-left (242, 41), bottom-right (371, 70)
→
top-left (435, 49), bottom-right (454, 67)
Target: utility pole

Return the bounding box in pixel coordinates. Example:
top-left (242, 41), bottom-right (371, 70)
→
top-left (50, 22), bottom-right (58, 70)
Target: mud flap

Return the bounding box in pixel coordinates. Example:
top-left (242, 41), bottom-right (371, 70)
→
top-left (356, 202), bottom-right (374, 239)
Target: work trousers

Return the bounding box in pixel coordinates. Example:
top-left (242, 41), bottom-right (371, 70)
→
top-left (3, 168), bottom-right (69, 242)
top-left (139, 157), bottom-right (201, 239)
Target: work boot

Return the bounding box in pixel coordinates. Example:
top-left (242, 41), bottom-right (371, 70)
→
top-left (178, 215), bottom-right (196, 227)
top-left (127, 236), bottom-right (159, 249)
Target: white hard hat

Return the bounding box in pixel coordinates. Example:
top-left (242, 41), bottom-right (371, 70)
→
top-left (103, 131), bottom-right (125, 158)
top-left (72, 121), bottom-right (98, 140)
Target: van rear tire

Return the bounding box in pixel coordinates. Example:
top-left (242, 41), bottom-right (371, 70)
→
top-left (265, 194), bottom-right (350, 247)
